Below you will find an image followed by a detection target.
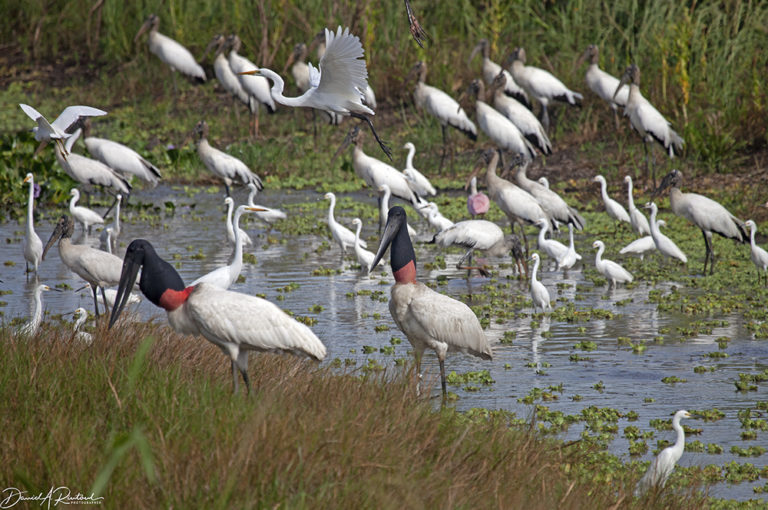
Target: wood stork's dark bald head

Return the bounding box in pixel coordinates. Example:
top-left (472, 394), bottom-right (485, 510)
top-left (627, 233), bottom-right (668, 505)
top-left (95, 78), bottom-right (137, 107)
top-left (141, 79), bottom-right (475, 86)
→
top-left (370, 206), bottom-right (417, 283)
top-left (652, 169), bottom-right (683, 199)
top-left (42, 215), bottom-right (75, 261)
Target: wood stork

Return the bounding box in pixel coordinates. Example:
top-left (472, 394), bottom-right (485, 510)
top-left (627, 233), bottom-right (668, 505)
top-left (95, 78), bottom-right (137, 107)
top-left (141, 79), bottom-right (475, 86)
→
top-left (529, 253), bottom-right (551, 312)
top-left (325, 192), bottom-right (365, 254)
top-left (469, 38), bottom-right (530, 107)
top-left (99, 194), bottom-right (121, 250)
top-left (18, 284), bottom-right (57, 337)
top-left (644, 202), bottom-right (687, 263)
top-left (379, 184), bottom-right (418, 237)
top-left (240, 26), bottom-right (391, 159)
top-left (135, 14), bottom-right (206, 104)
top-left (69, 188), bottom-right (105, 233)
top-left (193, 204), bottom-right (263, 289)
top-left (635, 410), bottom-right (692, 495)
top-left (205, 34), bottom-right (250, 122)
top-left (420, 202), bottom-right (454, 232)
top-left (625, 175), bottom-right (651, 235)
top-left (505, 48), bottom-right (582, 131)
top-left (223, 197), bottom-right (252, 247)
top-left (193, 120), bottom-right (262, 197)
top-left (227, 34), bottom-right (277, 137)
top-left (81, 119), bottom-right (162, 186)
top-left (745, 220), bottom-right (768, 285)
top-left (557, 224), bottom-right (582, 270)
top-left (54, 129), bottom-right (132, 198)
top-left (404, 0), bottom-right (428, 48)
top-left (576, 44), bottom-right (629, 129)
top-left (19, 103), bottom-right (106, 158)
top-left (467, 79), bottom-right (536, 160)
top-left (351, 218), bottom-right (382, 274)
top-left (434, 219), bottom-right (524, 276)
top-left (109, 239), bottom-right (327, 394)
top-left (72, 308), bottom-right (93, 345)
top-left (43, 215), bottom-right (125, 317)
top-left (514, 158), bottom-right (585, 230)
top-left (22, 173), bottom-right (43, 275)
top-left (653, 169), bottom-right (746, 274)
top-left (402, 142), bottom-right (436, 196)
top-left (466, 176), bottom-right (490, 218)
top-left (619, 220), bottom-right (666, 260)
top-left (370, 207), bottom-right (493, 400)
top-left (616, 64), bottom-right (684, 187)
top-left (490, 72), bottom-right (551, 155)
top-left (592, 240), bottom-right (633, 287)
top-left (247, 183), bottom-right (287, 225)
top-left (593, 175), bottom-right (630, 226)
top-left (408, 60), bottom-right (477, 168)
top-left (536, 218), bottom-right (568, 264)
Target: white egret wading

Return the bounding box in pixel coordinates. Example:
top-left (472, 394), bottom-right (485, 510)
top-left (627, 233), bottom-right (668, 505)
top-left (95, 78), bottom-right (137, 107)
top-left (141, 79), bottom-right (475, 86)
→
top-left (745, 220), bottom-right (768, 285)
top-left (22, 173), bottom-right (43, 275)
top-left (529, 253), bottom-right (551, 312)
top-left (635, 410), bottom-right (692, 495)
top-left (644, 202), bottom-right (687, 263)
top-left (592, 240), bottom-right (633, 288)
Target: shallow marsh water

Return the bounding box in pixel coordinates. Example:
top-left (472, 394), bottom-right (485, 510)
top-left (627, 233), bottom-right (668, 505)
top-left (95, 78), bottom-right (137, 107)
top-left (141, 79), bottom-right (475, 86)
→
top-left (2, 184), bottom-right (767, 501)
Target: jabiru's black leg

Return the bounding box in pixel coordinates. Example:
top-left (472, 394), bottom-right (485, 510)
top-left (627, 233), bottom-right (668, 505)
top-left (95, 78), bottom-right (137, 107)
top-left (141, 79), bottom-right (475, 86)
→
top-left (351, 113), bottom-right (392, 161)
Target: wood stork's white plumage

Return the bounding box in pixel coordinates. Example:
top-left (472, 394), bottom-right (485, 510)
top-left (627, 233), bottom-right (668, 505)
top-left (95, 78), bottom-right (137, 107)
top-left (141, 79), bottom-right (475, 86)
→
top-left (82, 119), bottom-right (162, 186)
top-left (490, 72), bottom-right (551, 155)
top-left (745, 220), bottom-right (768, 285)
top-left (556, 224), bottom-right (582, 270)
top-left (593, 175), bottom-right (630, 224)
top-left (467, 176), bottom-right (490, 218)
top-left (223, 197), bottom-right (252, 247)
top-left (55, 129), bottom-right (132, 196)
top-left (379, 184), bottom-right (418, 237)
top-left (505, 47), bottom-right (582, 131)
top-left (325, 192), bottom-right (365, 254)
top-left (435, 219), bottom-right (523, 275)
top-left (577, 44), bottom-right (628, 128)
top-left (69, 188), bottom-right (104, 233)
top-left (654, 169), bottom-right (746, 274)
top-left (469, 38), bottom-right (530, 108)
top-left (22, 173), bottom-right (43, 275)
top-left (625, 175), bottom-right (651, 236)
top-left (616, 64), bottom-right (684, 186)
top-left (351, 218), bottom-right (382, 274)
top-left (536, 218), bottom-right (568, 264)
top-left (193, 120), bottom-right (262, 197)
top-left (19, 103), bottom-right (107, 157)
top-left (402, 142), bottom-right (436, 196)
top-left (43, 215), bottom-right (125, 316)
top-left (72, 307), bottom-right (93, 345)
top-left (409, 60), bottom-right (477, 167)
top-left (514, 159), bottom-right (585, 230)
top-left (241, 26), bottom-right (391, 159)
top-left (344, 128), bottom-right (416, 203)
top-left (193, 204), bottom-right (262, 289)
top-left (619, 220), bottom-right (666, 260)
top-left (205, 34), bottom-right (250, 111)
top-left (635, 410), bottom-right (692, 495)
top-left (99, 194), bottom-right (121, 250)
top-left (592, 240), bottom-right (633, 287)
top-left (645, 202), bottom-right (687, 263)
top-left (247, 183), bottom-right (287, 225)
top-left (370, 207), bottom-right (492, 399)
top-left (18, 284), bottom-right (55, 337)
top-left (468, 79), bottom-right (536, 160)
top-left (529, 253), bottom-right (551, 312)
top-left (227, 34), bottom-right (277, 137)
top-left (109, 239), bottom-right (327, 394)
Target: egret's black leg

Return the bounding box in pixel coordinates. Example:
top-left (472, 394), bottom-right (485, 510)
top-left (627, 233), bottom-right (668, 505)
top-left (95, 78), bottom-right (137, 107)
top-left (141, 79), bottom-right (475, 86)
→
top-left (351, 113), bottom-right (392, 161)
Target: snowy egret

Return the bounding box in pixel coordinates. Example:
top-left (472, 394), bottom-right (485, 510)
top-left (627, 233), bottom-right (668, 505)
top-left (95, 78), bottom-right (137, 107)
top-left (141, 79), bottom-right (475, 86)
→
top-left (592, 240), bottom-right (633, 287)
top-left (745, 220), bottom-right (768, 285)
top-left (529, 253), bottom-right (551, 312)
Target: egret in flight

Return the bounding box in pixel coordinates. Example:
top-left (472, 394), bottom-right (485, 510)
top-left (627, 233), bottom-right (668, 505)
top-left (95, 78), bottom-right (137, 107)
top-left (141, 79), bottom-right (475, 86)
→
top-left (19, 103), bottom-right (106, 158)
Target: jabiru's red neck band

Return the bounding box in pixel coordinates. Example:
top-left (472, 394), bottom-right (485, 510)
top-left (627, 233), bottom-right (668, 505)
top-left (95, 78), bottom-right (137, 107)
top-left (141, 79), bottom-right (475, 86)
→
top-left (158, 286), bottom-right (194, 311)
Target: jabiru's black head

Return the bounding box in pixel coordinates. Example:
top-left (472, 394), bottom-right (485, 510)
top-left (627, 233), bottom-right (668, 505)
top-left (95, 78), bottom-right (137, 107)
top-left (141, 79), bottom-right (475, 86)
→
top-left (651, 169), bottom-right (683, 200)
top-left (370, 206), bottom-right (417, 284)
top-left (42, 215), bottom-right (75, 261)
top-left (109, 239), bottom-right (188, 329)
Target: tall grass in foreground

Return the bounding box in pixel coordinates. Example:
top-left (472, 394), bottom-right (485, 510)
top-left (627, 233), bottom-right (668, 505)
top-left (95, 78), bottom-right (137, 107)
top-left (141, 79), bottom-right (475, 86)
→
top-left (0, 320), bottom-right (707, 508)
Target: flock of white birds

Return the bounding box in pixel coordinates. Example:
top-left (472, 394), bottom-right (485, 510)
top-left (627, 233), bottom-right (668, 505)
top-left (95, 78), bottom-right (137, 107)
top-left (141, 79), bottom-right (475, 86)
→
top-left (11, 13), bottom-right (768, 496)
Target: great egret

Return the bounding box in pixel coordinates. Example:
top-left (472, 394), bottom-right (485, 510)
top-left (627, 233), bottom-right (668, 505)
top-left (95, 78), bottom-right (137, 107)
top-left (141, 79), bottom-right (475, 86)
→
top-left (644, 202), bottom-right (687, 263)
top-left (592, 240), bottom-right (633, 287)
top-left (745, 220), bottom-right (768, 285)
top-left (19, 103), bottom-right (106, 158)
top-left (529, 253), bottom-right (551, 312)
top-left (69, 188), bottom-right (105, 234)
top-left (22, 173), bottom-right (43, 275)
top-left (635, 410), bottom-right (692, 495)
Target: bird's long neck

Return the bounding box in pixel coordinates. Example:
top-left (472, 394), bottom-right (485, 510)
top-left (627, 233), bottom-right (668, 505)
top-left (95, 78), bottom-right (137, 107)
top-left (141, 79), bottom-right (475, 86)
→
top-left (627, 180), bottom-right (635, 210)
top-left (470, 178), bottom-right (478, 196)
top-left (599, 179), bottom-right (609, 201)
top-left (391, 225), bottom-right (417, 284)
top-left (671, 416), bottom-right (686, 457)
top-left (628, 83), bottom-right (640, 103)
top-left (406, 146), bottom-right (415, 169)
top-left (649, 206), bottom-right (658, 235)
top-left (69, 195), bottom-right (78, 213)
top-left (354, 222), bottom-right (362, 248)
top-left (262, 69), bottom-right (303, 107)
top-left (31, 288), bottom-right (44, 328)
top-left (27, 180), bottom-right (35, 234)
top-left (531, 257), bottom-right (540, 283)
top-left (114, 199), bottom-right (121, 231)
top-left (247, 187), bottom-right (257, 207)
top-left (232, 208), bottom-right (245, 265)
top-left (595, 244), bottom-right (604, 263)
top-left (569, 226), bottom-right (575, 249)
top-left (327, 196), bottom-right (336, 225)
top-left (226, 202), bottom-right (235, 239)
top-left (538, 223), bottom-right (548, 244)
top-left (74, 314), bottom-right (86, 332)
top-left (750, 224), bottom-right (757, 246)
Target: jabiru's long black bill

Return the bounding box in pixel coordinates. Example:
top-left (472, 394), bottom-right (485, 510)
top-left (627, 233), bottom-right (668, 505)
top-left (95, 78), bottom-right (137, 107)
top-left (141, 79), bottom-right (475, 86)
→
top-left (370, 207), bottom-right (416, 282)
top-left (109, 247), bottom-right (142, 329)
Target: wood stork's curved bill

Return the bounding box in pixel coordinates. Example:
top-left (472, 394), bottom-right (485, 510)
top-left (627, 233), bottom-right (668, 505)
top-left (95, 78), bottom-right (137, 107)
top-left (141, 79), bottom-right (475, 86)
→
top-left (134, 14), bottom-right (156, 43)
top-left (369, 206), bottom-right (416, 281)
top-left (651, 169), bottom-right (680, 200)
top-left (331, 125), bottom-right (360, 164)
top-left (614, 63), bottom-right (637, 101)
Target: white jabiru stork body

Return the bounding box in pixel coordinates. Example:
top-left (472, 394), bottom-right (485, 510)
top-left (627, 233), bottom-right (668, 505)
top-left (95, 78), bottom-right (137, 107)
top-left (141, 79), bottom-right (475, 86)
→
top-left (109, 239), bottom-right (326, 394)
top-left (228, 34), bottom-right (277, 137)
top-left (370, 207), bottom-right (493, 400)
top-left (514, 159), bottom-right (585, 230)
top-left (469, 39), bottom-right (530, 108)
top-left (72, 307), bottom-right (93, 345)
top-left (593, 175), bottom-right (631, 225)
top-left (625, 175), bottom-right (651, 235)
top-left (241, 27), bottom-right (391, 159)
top-left (616, 64), bottom-right (684, 187)
top-left (506, 47), bottom-right (582, 131)
top-left (223, 197), bottom-right (252, 247)
top-left (645, 202), bottom-right (687, 263)
top-left (247, 183), bottom-right (287, 225)
top-left (529, 253), bottom-right (551, 312)
top-left (193, 120), bottom-right (262, 197)
top-left (379, 184), bottom-right (418, 237)
top-left (19, 103), bottom-right (106, 158)
top-left (409, 60), bottom-right (477, 168)
top-left (536, 219), bottom-right (568, 264)
top-left (43, 215), bottom-right (125, 317)
top-left (556, 224), bottom-right (582, 270)
top-left (490, 73), bottom-right (551, 155)
top-left (653, 169), bottom-right (746, 274)
top-left (402, 142), bottom-right (436, 196)
top-left (22, 173), bottom-right (43, 275)
top-left (82, 120), bottom-right (161, 186)
top-left (577, 45), bottom-right (628, 128)
top-left (435, 219), bottom-right (524, 276)
top-left (324, 192), bottom-right (366, 254)
top-left (344, 128), bottom-right (416, 203)
top-left (469, 79), bottom-right (536, 160)
top-left (745, 220), bottom-right (768, 285)
top-left (193, 204), bottom-right (263, 289)
top-left (351, 218), bottom-right (382, 274)
top-left (55, 129), bottom-right (132, 197)
top-left (592, 240), bottom-right (633, 287)
top-left (69, 188), bottom-right (105, 233)
top-left (635, 410), bottom-right (692, 495)
top-left (18, 284), bottom-right (55, 337)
